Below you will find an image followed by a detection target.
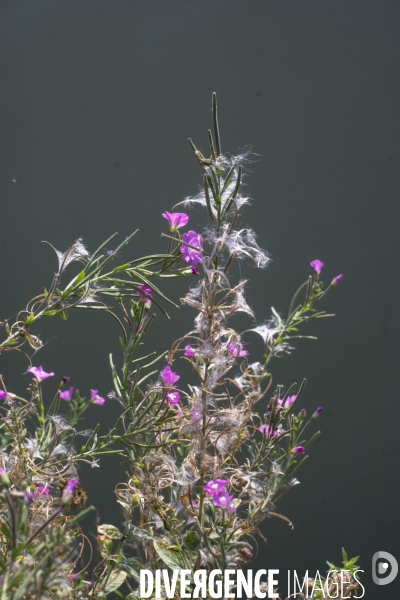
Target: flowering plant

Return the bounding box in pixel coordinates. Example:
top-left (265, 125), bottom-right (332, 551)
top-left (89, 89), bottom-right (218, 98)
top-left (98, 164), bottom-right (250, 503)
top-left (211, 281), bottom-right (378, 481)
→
top-left (0, 96), bottom-right (359, 599)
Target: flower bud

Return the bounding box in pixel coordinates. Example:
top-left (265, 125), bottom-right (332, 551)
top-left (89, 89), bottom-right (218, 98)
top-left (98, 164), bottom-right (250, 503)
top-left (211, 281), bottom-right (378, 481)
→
top-left (62, 479), bottom-right (79, 505)
top-left (0, 467), bottom-right (10, 487)
top-left (332, 274), bottom-right (343, 285)
top-left (312, 406), bottom-right (324, 418)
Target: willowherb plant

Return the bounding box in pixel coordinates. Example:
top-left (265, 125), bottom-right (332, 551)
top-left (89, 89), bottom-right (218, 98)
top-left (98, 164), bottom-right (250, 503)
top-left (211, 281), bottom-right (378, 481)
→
top-left (0, 96), bottom-right (359, 599)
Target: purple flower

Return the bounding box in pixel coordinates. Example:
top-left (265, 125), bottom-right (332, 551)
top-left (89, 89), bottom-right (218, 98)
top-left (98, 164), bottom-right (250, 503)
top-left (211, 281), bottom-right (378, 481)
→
top-left (189, 409), bottom-right (202, 422)
top-left (34, 485), bottom-right (50, 498)
top-left (310, 259), bottom-right (324, 274)
top-left (213, 491), bottom-right (234, 511)
top-left (228, 343), bottom-right (248, 358)
top-left (90, 389), bottom-right (105, 405)
top-left (166, 391), bottom-right (180, 406)
top-left (181, 230), bottom-right (203, 267)
top-left (332, 274), bottom-right (343, 285)
top-left (184, 345), bottom-right (195, 357)
top-left (204, 479), bottom-right (227, 495)
top-left (62, 376), bottom-right (70, 384)
top-left (191, 267), bottom-right (199, 275)
top-left (0, 391), bottom-right (7, 401)
top-left (28, 366), bottom-right (55, 382)
top-left (162, 211), bottom-right (189, 232)
top-left (62, 479), bottom-right (79, 504)
top-left (138, 285), bottom-right (152, 307)
top-left (258, 424), bottom-right (280, 437)
top-left (292, 446), bottom-right (305, 454)
top-left (60, 386), bottom-right (74, 401)
top-left (160, 366), bottom-right (180, 388)
top-left (278, 395), bottom-right (297, 408)
top-left (23, 491), bottom-right (34, 506)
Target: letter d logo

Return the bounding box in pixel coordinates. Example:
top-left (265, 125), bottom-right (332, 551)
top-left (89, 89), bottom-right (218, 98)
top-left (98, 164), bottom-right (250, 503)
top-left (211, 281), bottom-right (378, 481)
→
top-left (372, 551), bottom-right (398, 585)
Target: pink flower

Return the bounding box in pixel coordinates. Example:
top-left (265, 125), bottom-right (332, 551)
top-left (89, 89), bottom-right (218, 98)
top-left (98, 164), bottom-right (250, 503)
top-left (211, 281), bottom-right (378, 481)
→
top-left (34, 485), bottom-right (50, 498)
top-left (62, 479), bottom-right (79, 504)
top-left (191, 267), bottom-right (199, 275)
top-left (332, 274), bottom-right (343, 285)
top-left (228, 342), bottom-right (248, 358)
top-left (90, 389), bottom-right (105, 405)
top-left (138, 285), bottom-right (152, 307)
top-left (278, 395), bottom-right (297, 408)
top-left (258, 424), bottom-right (281, 437)
top-left (310, 259), bottom-right (324, 274)
top-left (60, 387), bottom-right (74, 401)
top-left (162, 211), bottom-right (189, 232)
top-left (212, 491), bottom-right (235, 511)
top-left (292, 446), bottom-right (305, 454)
top-left (204, 479), bottom-right (227, 495)
top-left (28, 366), bottom-right (55, 382)
top-left (160, 366), bottom-right (180, 388)
top-left (166, 391), bottom-right (180, 405)
top-left (0, 391), bottom-right (7, 401)
top-left (184, 345), bottom-right (195, 357)
top-left (181, 231), bottom-right (203, 267)
top-left (189, 409), bottom-right (202, 422)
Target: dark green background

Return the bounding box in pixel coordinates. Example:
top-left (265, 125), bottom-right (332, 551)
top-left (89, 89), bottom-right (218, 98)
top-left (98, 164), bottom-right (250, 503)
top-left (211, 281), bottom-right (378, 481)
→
top-left (1, 1), bottom-right (400, 596)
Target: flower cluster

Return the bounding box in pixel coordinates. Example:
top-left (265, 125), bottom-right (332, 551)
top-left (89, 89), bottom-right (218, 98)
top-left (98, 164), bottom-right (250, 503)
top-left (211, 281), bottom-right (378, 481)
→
top-left (160, 365), bottom-right (181, 405)
top-left (204, 479), bottom-right (237, 513)
top-left (0, 95), bottom-right (355, 600)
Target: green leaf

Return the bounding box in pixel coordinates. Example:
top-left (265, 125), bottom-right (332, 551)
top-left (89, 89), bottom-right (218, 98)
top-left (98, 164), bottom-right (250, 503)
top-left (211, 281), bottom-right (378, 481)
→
top-left (342, 547), bottom-right (348, 563)
top-left (60, 310), bottom-right (67, 321)
top-left (113, 263), bottom-right (131, 273)
top-left (126, 525), bottom-right (154, 542)
top-left (119, 558), bottom-right (144, 579)
top-left (153, 540), bottom-right (186, 570)
top-left (42, 310), bottom-right (58, 317)
top-left (25, 315), bottom-right (35, 326)
top-left (103, 569), bottom-right (127, 593)
top-left (100, 537), bottom-right (114, 557)
top-left (73, 270), bottom-right (86, 286)
top-left (184, 531), bottom-right (200, 551)
top-left (203, 501), bottom-right (215, 523)
top-left (97, 524), bottom-right (123, 540)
